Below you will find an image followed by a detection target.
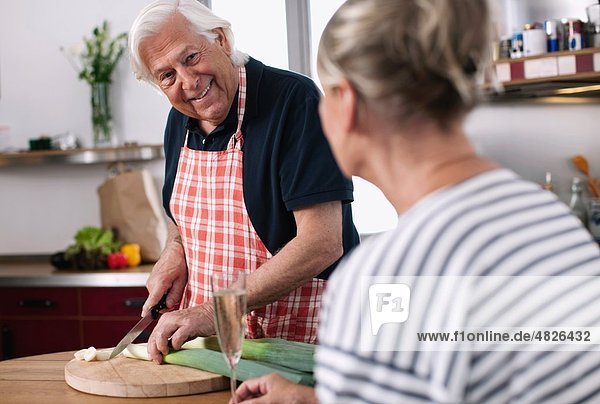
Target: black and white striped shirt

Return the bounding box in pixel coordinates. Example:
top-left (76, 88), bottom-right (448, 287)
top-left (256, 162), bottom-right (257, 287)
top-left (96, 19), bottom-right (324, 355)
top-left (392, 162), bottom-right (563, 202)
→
top-left (315, 169), bottom-right (600, 403)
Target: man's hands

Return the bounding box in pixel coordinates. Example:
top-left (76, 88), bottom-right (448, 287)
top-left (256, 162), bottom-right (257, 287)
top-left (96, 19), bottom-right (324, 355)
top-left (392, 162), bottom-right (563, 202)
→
top-left (233, 374), bottom-right (316, 404)
top-left (142, 227), bottom-right (187, 318)
top-left (147, 302), bottom-right (216, 363)
top-left (144, 239), bottom-right (215, 364)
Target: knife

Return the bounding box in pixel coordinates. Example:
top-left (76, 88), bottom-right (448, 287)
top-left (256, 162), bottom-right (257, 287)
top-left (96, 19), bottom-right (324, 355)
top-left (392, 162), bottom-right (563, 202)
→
top-left (109, 294), bottom-right (168, 359)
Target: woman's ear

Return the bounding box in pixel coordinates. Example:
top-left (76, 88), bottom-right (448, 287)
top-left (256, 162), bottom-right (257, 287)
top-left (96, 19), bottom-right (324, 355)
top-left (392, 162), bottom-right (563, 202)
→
top-left (337, 78), bottom-right (358, 134)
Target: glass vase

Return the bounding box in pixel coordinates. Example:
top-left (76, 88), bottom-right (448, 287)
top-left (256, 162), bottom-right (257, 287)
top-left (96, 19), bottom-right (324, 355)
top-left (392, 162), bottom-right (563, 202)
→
top-left (90, 82), bottom-right (113, 148)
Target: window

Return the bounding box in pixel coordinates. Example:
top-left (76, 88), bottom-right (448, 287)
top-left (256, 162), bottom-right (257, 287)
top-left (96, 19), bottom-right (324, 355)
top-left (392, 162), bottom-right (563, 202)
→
top-left (213, 0), bottom-right (398, 235)
top-left (309, 0), bottom-right (344, 80)
top-left (309, 0), bottom-right (398, 234)
top-left (212, 0), bottom-right (289, 69)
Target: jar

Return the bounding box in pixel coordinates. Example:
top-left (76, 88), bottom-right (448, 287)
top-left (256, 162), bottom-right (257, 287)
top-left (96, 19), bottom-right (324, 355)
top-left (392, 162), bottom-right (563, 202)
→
top-left (562, 18), bottom-right (583, 50)
top-left (523, 23), bottom-right (547, 56)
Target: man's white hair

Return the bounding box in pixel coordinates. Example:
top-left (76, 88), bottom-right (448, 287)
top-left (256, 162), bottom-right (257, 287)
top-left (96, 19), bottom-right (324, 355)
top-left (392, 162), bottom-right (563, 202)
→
top-left (129, 0), bottom-right (248, 84)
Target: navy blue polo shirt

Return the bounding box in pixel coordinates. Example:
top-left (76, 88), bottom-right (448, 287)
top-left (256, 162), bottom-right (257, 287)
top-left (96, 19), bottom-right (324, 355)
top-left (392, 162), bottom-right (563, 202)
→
top-left (162, 57), bottom-right (359, 279)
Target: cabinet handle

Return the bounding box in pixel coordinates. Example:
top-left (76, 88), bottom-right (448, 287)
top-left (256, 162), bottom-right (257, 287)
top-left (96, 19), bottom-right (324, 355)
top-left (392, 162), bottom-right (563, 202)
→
top-left (18, 299), bottom-right (54, 308)
top-left (123, 298), bottom-right (146, 308)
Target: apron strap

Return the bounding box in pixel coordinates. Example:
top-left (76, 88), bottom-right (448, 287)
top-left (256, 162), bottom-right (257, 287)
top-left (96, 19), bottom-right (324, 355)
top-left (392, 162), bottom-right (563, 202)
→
top-left (183, 129), bottom-right (190, 147)
top-left (228, 65), bottom-right (247, 151)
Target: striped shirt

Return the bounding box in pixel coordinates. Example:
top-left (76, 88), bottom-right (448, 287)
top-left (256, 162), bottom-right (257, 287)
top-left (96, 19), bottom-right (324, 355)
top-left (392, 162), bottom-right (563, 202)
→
top-left (315, 169), bottom-right (600, 403)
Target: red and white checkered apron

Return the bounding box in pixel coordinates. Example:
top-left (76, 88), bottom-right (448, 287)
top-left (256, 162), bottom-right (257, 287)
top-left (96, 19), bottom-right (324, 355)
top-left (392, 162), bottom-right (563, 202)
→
top-left (170, 66), bottom-right (325, 343)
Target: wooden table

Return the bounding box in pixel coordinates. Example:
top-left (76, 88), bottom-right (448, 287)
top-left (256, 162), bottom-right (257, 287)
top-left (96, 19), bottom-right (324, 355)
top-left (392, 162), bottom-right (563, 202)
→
top-left (0, 351), bottom-right (231, 403)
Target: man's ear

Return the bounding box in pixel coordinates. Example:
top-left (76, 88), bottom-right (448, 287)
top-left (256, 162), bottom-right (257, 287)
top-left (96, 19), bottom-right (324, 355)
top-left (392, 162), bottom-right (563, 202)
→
top-left (212, 28), bottom-right (232, 55)
top-left (337, 78), bottom-right (358, 134)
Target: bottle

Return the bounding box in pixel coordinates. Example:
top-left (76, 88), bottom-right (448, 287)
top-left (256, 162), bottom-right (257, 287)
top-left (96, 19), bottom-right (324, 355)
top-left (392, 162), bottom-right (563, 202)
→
top-left (569, 177), bottom-right (588, 227)
top-left (588, 198), bottom-right (600, 243)
top-left (542, 171), bottom-right (554, 192)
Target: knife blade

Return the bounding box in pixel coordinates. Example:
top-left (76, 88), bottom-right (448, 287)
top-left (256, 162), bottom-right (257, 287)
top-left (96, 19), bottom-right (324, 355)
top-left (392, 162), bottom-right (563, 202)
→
top-left (109, 294), bottom-right (167, 359)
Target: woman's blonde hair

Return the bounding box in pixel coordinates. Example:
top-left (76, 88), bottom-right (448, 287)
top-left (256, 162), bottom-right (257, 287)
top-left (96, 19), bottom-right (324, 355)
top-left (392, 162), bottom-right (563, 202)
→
top-left (129, 0), bottom-right (248, 84)
top-left (317, 0), bottom-right (492, 128)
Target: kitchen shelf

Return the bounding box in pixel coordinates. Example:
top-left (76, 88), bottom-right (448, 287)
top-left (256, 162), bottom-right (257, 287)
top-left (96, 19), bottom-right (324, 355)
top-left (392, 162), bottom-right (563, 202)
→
top-left (484, 47), bottom-right (600, 103)
top-left (0, 144), bottom-right (164, 168)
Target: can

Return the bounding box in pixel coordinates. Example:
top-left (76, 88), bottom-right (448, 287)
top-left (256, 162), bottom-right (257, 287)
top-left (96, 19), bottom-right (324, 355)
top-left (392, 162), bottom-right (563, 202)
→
top-left (498, 37), bottom-right (512, 60)
top-left (563, 18), bottom-right (583, 50)
top-left (545, 19), bottom-right (560, 52)
top-left (588, 23), bottom-right (600, 48)
top-left (511, 32), bottom-right (523, 58)
top-left (523, 23), bottom-right (547, 56)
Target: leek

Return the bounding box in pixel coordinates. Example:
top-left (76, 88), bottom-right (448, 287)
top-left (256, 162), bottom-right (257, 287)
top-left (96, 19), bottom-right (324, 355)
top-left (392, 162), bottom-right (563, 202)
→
top-left (122, 337), bottom-right (316, 385)
top-left (182, 337), bottom-right (315, 373)
top-left (164, 348), bottom-right (314, 386)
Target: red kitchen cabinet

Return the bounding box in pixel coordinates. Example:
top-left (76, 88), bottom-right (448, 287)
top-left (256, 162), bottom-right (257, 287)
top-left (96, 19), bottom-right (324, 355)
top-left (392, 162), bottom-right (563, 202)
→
top-left (0, 286), bottom-right (150, 360)
top-left (1, 319), bottom-right (80, 358)
top-left (80, 287), bottom-right (154, 349)
top-left (80, 287), bottom-right (148, 316)
top-left (0, 287), bottom-right (79, 359)
top-left (0, 287), bottom-right (78, 316)
top-left (82, 320), bottom-right (155, 349)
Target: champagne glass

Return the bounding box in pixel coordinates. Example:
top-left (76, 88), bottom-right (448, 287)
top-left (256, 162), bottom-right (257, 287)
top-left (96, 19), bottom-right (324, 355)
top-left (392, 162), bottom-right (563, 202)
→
top-left (211, 269), bottom-right (247, 403)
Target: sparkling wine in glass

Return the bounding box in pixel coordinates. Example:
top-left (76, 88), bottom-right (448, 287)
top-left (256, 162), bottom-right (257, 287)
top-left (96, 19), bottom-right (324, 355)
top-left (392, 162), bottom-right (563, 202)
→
top-left (211, 269), bottom-right (246, 403)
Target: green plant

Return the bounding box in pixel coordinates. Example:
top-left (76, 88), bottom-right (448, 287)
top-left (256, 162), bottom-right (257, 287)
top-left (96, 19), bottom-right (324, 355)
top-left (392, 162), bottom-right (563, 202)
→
top-left (61, 21), bottom-right (127, 146)
top-left (62, 21), bottom-right (127, 85)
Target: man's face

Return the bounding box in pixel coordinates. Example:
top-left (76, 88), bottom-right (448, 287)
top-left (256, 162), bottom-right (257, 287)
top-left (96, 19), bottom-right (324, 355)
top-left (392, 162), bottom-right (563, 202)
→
top-left (140, 13), bottom-right (238, 127)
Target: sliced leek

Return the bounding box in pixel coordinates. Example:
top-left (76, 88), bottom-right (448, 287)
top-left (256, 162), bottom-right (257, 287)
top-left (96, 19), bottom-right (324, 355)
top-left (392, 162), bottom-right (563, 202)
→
top-left (72, 346), bottom-right (112, 361)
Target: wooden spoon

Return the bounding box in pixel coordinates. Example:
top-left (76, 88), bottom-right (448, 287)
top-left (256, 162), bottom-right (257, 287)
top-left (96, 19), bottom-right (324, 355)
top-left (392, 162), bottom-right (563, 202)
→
top-left (572, 155), bottom-right (600, 197)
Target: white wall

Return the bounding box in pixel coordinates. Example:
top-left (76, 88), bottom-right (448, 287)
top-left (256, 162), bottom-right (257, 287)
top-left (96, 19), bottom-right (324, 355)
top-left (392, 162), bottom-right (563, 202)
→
top-left (0, 0), bottom-right (598, 255)
top-left (465, 103), bottom-right (599, 202)
top-left (0, 0), bottom-right (169, 254)
top-left (0, 0), bottom-right (171, 150)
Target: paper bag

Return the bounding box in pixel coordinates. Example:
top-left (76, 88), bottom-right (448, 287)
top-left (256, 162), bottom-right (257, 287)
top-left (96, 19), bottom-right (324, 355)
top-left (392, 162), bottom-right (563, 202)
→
top-left (98, 169), bottom-right (167, 262)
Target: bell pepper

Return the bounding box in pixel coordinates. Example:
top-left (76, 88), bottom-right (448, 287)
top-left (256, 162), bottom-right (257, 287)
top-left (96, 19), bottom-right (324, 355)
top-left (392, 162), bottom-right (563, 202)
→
top-left (107, 252), bottom-right (128, 269)
top-left (120, 243), bottom-right (142, 267)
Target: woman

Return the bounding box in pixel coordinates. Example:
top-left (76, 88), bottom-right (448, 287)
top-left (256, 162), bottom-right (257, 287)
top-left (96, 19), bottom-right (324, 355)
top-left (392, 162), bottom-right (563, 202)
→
top-left (235, 0), bottom-right (600, 402)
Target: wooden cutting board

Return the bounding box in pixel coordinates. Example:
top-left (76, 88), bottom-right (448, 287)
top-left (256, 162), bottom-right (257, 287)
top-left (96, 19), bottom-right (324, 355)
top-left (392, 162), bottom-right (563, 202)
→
top-left (64, 356), bottom-right (229, 398)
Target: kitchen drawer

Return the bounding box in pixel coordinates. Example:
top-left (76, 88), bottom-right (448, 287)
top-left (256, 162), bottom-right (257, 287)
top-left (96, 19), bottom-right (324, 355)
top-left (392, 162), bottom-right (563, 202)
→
top-left (0, 287), bottom-right (78, 316)
top-left (1, 319), bottom-right (80, 359)
top-left (80, 287), bottom-right (148, 316)
top-left (82, 319), bottom-right (155, 349)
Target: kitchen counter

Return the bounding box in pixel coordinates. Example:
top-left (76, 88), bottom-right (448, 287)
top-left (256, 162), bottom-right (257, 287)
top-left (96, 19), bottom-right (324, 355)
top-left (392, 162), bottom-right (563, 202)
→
top-left (0, 259), bottom-right (152, 287)
top-left (0, 351), bottom-right (230, 403)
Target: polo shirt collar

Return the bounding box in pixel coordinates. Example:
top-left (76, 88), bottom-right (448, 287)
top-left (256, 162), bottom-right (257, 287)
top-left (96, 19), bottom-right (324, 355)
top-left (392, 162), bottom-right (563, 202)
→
top-left (244, 57), bottom-right (262, 120)
top-left (184, 93), bottom-right (238, 136)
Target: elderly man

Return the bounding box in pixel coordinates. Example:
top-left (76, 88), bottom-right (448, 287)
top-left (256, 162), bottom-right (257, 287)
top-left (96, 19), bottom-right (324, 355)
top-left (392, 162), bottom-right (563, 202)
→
top-left (128, 0), bottom-right (359, 363)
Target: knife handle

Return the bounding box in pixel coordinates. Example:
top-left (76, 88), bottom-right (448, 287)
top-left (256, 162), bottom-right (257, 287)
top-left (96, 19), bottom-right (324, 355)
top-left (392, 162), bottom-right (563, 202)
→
top-left (150, 294), bottom-right (168, 319)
